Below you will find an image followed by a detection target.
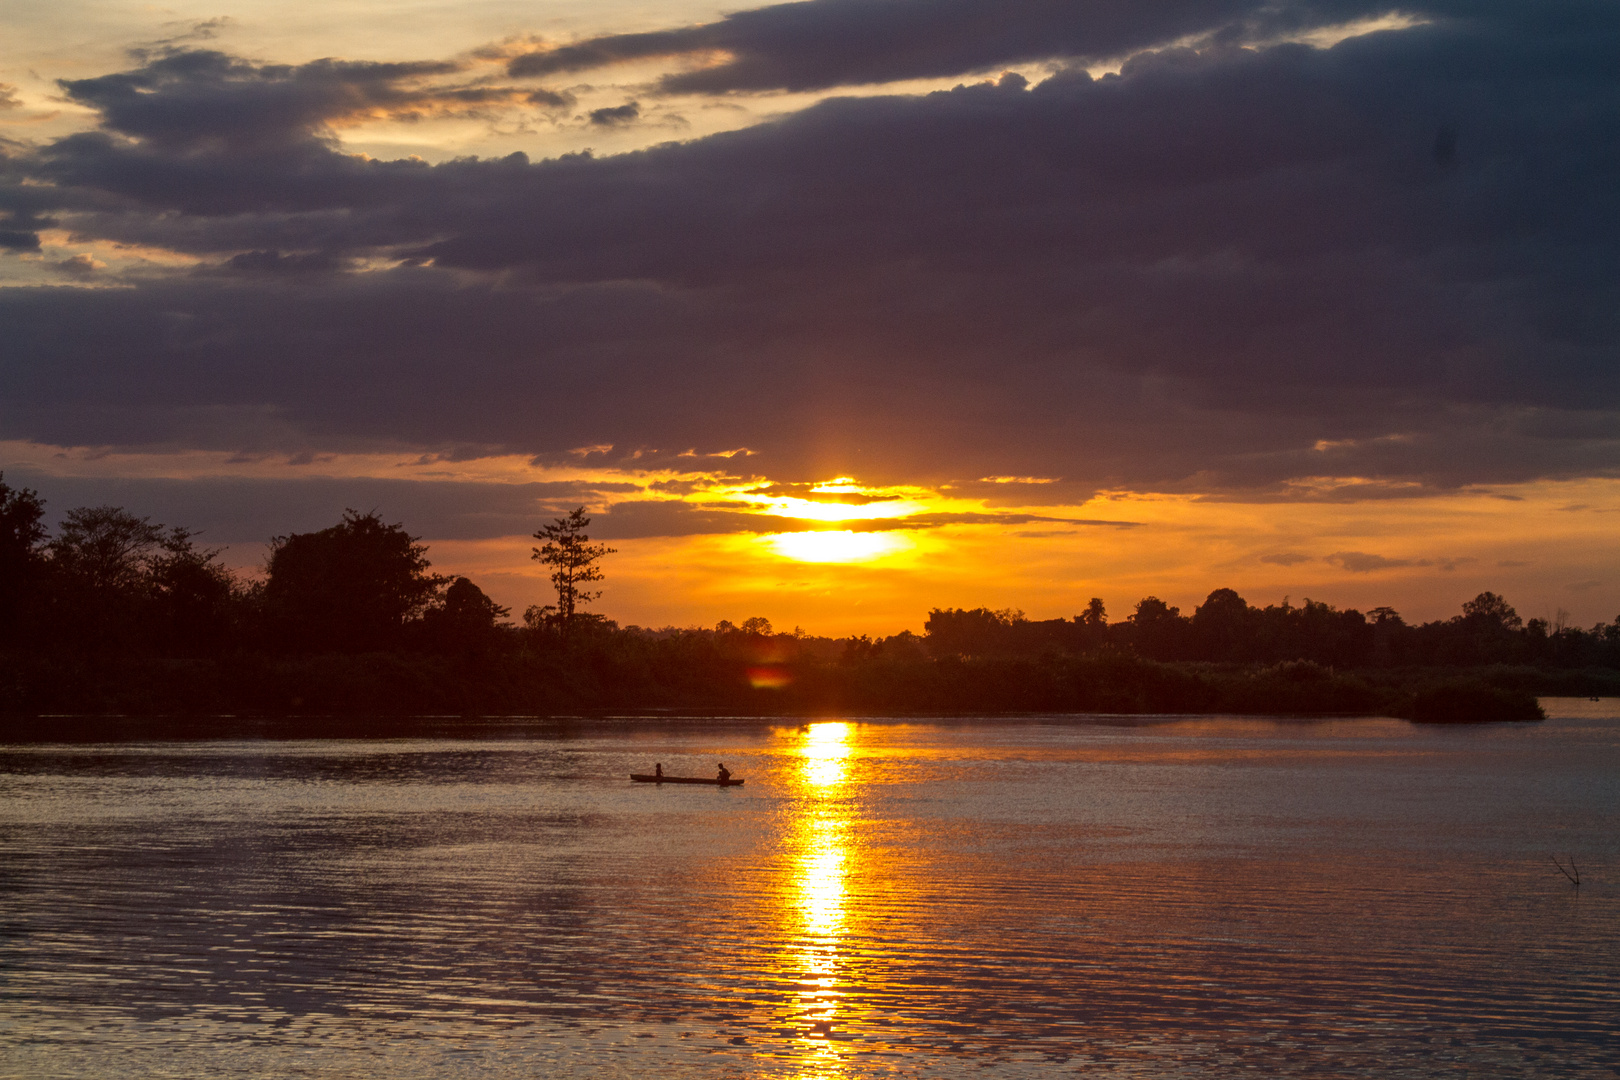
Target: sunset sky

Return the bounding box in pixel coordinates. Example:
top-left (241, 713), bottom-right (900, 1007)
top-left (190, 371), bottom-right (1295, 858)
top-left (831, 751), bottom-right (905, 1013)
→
top-left (2, 0), bottom-right (1616, 634)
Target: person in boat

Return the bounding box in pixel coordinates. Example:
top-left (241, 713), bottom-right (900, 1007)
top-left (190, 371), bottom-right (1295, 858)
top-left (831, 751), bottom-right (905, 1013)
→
top-left (654, 763), bottom-right (663, 779)
top-left (717, 762), bottom-right (731, 783)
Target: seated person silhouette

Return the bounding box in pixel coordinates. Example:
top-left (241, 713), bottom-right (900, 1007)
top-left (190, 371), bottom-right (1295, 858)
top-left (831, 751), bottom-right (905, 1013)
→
top-left (716, 762), bottom-right (731, 783)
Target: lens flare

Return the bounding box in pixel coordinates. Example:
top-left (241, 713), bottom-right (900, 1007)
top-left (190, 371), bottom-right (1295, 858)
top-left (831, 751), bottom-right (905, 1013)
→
top-left (747, 665), bottom-right (792, 689)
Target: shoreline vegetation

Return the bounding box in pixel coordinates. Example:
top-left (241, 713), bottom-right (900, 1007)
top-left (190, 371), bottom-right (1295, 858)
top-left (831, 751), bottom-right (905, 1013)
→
top-left (4, 477), bottom-right (1615, 728)
top-left (0, 651), bottom-right (1585, 729)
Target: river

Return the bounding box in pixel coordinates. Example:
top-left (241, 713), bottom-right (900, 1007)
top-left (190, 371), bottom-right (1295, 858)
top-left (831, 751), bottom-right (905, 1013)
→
top-left (2, 702), bottom-right (1617, 1077)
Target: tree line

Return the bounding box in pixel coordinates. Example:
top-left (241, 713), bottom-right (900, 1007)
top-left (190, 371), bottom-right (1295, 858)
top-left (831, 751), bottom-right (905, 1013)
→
top-left (0, 474), bottom-right (601, 658)
top-left (920, 589), bottom-right (1620, 670)
top-left (1, 472), bottom-right (1613, 721)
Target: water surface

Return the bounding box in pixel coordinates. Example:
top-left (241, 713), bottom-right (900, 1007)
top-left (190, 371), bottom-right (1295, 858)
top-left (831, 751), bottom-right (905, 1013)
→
top-left (3, 703), bottom-right (1618, 1077)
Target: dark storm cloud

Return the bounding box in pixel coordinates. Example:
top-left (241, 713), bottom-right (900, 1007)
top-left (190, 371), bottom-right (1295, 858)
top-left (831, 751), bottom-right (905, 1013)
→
top-left (32, 49), bottom-right (568, 217)
top-left (2, 2), bottom-right (1619, 501)
top-left (9, 471), bottom-right (641, 543)
top-left (58, 50), bottom-right (459, 152)
top-left (0, 152), bottom-right (49, 250)
top-left (589, 101), bottom-right (642, 126)
top-left (214, 249), bottom-right (349, 276)
top-left (0, 228), bottom-right (40, 251)
top-left (506, 0), bottom-right (1393, 94)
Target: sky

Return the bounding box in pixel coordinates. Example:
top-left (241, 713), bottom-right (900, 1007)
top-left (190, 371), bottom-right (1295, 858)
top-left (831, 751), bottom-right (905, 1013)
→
top-left (2, 0), bottom-right (1617, 634)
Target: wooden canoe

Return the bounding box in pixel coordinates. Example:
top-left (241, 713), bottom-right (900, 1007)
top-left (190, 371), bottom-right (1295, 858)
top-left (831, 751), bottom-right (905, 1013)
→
top-left (630, 774), bottom-right (745, 786)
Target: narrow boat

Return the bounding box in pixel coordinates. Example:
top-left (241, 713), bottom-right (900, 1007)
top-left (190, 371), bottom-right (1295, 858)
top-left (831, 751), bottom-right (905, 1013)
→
top-left (630, 774), bottom-right (745, 786)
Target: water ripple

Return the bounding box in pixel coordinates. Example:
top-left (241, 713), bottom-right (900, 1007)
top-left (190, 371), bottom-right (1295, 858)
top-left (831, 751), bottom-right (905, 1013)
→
top-left (2, 708), bottom-right (1618, 1076)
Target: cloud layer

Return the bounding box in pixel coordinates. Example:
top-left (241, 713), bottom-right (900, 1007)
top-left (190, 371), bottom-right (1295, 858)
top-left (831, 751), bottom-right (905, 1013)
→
top-left (506, 0), bottom-right (1399, 93)
top-left (3, 0), bottom-right (1618, 497)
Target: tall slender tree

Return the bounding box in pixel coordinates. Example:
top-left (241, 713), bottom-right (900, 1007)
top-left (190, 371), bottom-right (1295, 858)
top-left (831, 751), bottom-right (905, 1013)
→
top-left (530, 507), bottom-right (615, 630)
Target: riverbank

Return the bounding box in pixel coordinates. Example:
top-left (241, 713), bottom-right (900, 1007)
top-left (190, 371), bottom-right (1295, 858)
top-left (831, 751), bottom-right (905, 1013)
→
top-left (4, 647), bottom-right (1601, 730)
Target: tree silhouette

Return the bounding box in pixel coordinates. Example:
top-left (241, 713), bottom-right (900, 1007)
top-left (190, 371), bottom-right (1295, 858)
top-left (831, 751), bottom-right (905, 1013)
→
top-left (531, 507), bottom-right (615, 630)
top-left (422, 576), bottom-right (511, 654)
top-left (48, 506), bottom-right (166, 596)
top-left (1462, 591), bottom-right (1522, 630)
top-left (148, 527), bottom-right (241, 656)
top-left (1127, 596), bottom-right (1188, 660)
top-left (17, 499), bottom-right (241, 654)
top-left (46, 506), bottom-right (169, 651)
top-left (0, 474), bottom-right (46, 645)
top-left (1192, 587), bottom-right (1255, 661)
top-left (265, 510), bottom-right (445, 652)
top-left (923, 606), bottom-right (1021, 656)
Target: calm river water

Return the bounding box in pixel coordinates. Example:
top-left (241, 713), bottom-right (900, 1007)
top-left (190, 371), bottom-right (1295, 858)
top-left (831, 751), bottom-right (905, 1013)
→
top-left (3, 703), bottom-right (1618, 1078)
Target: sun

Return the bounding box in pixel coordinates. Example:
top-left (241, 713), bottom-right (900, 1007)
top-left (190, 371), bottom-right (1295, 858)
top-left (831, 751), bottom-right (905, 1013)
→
top-left (766, 530), bottom-right (909, 563)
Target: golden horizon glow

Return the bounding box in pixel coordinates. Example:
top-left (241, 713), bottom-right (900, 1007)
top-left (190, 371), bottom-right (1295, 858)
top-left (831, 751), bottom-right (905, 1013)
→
top-left (9, 437), bottom-right (1620, 637)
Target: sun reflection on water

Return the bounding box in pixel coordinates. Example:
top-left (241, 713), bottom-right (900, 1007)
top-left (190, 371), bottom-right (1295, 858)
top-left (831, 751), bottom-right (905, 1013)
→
top-left (802, 720), bottom-right (850, 791)
top-left (799, 816), bottom-right (847, 939)
top-left (790, 721), bottom-right (853, 1075)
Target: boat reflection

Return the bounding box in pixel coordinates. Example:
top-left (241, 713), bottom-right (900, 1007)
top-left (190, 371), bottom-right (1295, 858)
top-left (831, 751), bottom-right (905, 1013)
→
top-left (789, 721), bottom-right (853, 1075)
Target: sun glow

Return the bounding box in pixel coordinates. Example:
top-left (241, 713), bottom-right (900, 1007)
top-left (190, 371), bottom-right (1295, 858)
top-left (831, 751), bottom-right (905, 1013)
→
top-left (23, 433), bottom-right (1620, 637)
top-left (758, 496), bottom-right (924, 523)
top-left (766, 531), bottom-right (909, 563)
top-left (722, 477), bottom-right (933, 526)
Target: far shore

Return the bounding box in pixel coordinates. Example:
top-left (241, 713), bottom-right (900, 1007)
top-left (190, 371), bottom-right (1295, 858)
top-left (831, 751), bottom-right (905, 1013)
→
top-left (7, 693), bottom-right (1605, 744)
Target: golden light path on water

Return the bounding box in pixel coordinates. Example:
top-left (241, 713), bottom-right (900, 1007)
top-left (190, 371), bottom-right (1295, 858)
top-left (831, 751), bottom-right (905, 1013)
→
top-left (790, 721), bottom-right (853, 1077)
